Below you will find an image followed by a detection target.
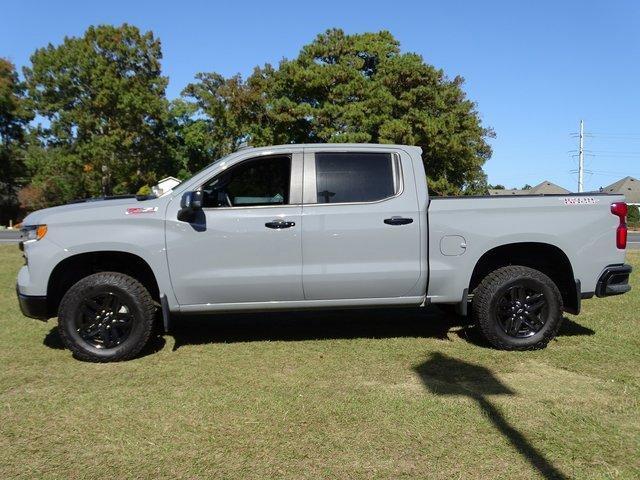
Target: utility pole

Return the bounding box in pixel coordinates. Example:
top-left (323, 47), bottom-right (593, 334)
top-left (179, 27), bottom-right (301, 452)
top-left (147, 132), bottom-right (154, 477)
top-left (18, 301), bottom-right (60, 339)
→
top-left (578, 119), bottom-right (584, 193)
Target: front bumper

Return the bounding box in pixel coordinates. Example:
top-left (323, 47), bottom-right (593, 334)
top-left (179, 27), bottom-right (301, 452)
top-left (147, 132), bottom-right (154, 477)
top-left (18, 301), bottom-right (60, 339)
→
top-left (595, 264), bottom-right (632, 297)
top-left (16, 284), bottom-right (49, 320)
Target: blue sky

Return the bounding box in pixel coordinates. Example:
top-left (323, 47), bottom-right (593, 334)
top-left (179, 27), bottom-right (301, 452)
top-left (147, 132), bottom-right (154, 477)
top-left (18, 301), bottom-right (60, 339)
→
top-left (2, 0), bottom-right (639, 191)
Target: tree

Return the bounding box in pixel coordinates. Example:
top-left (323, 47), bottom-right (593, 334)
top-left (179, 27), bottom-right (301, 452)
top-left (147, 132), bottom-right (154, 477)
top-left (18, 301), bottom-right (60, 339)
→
top-left (628, 204), bottom-right (640, 229)
top-left (0, 58), bottom-right (33, 223)
top-left (522, 184), bottom-right (532, 190)
top-left (166, 98), bottom-right (215, 178)
top-left (183, 29), bottom-right (493, 194)
top-left (23, 24), bottom-right (174, 204)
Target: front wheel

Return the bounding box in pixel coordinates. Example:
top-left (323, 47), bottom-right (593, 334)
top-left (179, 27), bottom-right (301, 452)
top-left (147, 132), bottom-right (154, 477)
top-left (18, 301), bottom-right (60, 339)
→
top-left (472, 266), bottom-right (563, 350)
top-left (57, 272), bottom-right (156, 362)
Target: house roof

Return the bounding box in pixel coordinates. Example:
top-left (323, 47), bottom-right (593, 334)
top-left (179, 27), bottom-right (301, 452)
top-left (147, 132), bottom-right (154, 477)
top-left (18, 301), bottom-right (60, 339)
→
top-left (488, 180), bottom-right (570, 196)
top-left (529, 181), bottom-right (571, 195)
top-left (488, 189), bottom-right (522, 196)
top-left (602, 176), bottom-right (640, 203)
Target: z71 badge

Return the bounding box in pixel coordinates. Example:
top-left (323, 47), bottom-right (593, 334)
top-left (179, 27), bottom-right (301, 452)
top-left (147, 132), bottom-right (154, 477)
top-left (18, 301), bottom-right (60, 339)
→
top-left (126, 207), bottom-right (158, 215)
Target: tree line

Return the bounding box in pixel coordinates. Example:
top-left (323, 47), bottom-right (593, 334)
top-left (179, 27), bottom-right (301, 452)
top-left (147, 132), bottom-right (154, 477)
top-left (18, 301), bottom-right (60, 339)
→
top-left (0, 24), bottom-right (494, 223)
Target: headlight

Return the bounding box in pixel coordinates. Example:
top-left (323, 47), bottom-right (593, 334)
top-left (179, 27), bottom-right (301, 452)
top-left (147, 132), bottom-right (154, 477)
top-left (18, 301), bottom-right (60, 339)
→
top-left (21, 224), bottom-right (48, 242)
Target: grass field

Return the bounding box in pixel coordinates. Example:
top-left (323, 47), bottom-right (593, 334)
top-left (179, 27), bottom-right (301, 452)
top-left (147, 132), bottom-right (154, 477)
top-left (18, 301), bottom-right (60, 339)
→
top-left (0, 244), bottom-right (638, 479)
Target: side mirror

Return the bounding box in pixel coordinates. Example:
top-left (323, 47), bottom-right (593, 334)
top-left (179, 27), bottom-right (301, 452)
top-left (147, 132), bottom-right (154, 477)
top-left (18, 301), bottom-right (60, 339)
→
top-left (178, 191), bottom-right (203, 222)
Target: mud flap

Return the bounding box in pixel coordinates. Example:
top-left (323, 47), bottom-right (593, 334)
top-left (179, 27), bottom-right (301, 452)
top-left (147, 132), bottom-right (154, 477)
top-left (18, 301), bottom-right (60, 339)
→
top-left (160, 294), bottom-right (171, 333)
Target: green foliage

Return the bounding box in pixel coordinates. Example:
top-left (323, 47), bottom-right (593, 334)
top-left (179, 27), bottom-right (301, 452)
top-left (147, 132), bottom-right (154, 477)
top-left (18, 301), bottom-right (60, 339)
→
top-left (628, 204), bottom-right (640, 228)
top-left (13, 25), bottom-right (495, 209)
top-left (19, 143), bottom-right (86, 209)
top-left (182, 29), bottom-right (494, 194)
top-left (0, 58), bottom-right (33, 222)
top-left (136, 184), bottom-right (152, 196)
top-left (166, 99), bottom-right (215, 178)
top-left (23, 24), bottom-right (175, 205)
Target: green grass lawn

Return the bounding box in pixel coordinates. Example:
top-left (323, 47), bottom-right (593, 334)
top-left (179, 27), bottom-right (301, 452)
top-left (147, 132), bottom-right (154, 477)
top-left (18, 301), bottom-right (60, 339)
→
top-left (1, 244), bottom-right (638, 479)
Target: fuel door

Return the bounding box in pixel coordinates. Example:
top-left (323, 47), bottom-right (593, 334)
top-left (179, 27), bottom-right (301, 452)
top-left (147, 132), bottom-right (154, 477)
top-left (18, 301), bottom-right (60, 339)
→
top-left (440, 235), bottom-right (467, 256)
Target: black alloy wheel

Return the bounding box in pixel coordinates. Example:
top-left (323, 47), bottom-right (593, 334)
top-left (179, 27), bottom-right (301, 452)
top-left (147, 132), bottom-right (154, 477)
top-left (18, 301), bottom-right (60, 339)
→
top-left (76, 292), bottom-right (134, 349)
top-left (493, 285), bottom-right (548, 338)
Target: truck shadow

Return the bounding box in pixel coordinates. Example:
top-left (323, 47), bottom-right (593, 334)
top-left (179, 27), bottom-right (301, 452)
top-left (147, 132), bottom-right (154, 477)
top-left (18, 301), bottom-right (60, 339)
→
top-left (415, 352), bottom-right (569, 479)
top-left (42, 323), bottom-right (167, 358)
top-left (41, 307), bottom-right (594, 354)
top-left (166, 307), bottom-right (594, 351)
top-left (168, 307), bottom-right (458, 351)
top-left (457, 315), bottom-right (595, 348)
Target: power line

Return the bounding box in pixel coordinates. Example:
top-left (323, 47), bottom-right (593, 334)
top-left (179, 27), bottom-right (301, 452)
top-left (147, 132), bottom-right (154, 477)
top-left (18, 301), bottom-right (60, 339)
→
top-left (581, 169), bottom-right (640, 176)
top-left (587, 133), bottom-right (640, 140)
top-left (566, 126), bottom-right (640, 190)
top-left (587, 150), bottom-right (640, 155)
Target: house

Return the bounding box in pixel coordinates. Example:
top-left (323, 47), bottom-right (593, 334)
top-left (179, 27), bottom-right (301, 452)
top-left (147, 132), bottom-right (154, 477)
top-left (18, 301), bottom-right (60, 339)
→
top-left (152, 177), bottom-right (181, 196)
top-left (601, 176), bottom-right (640, 205)
top-left (488, 180), bottom-right (570, 196)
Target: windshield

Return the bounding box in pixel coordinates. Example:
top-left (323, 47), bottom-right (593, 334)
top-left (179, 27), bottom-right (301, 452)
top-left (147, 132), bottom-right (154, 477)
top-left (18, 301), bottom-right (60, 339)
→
top-left (159, 153), bottom-right (234, 195)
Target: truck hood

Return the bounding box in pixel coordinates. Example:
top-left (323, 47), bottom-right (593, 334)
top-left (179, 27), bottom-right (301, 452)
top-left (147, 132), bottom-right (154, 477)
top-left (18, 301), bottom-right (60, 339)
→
top-left (23, 197), bottom-right (160, 226)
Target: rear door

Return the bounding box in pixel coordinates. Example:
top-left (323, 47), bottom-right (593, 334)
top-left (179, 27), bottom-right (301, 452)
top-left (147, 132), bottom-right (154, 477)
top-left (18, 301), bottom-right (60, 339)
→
top-left (301, 147), bottom-right (422, 300)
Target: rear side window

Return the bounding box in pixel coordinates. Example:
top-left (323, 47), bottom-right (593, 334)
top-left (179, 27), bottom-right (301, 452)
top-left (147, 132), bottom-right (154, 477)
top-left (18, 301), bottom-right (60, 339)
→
top-left (315, 152), bottom-right (397, 204)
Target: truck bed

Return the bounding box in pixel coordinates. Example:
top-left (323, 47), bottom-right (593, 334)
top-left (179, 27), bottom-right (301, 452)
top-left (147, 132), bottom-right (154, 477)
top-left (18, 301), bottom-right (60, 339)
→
top-left (427, 192), bottom-right (626, 303)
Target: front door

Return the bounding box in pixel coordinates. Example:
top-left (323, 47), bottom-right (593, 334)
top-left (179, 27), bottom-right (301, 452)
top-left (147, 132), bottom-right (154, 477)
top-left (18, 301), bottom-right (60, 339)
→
top-left (166, 152), bottom-right (304, 306)
top-left (301, 149), bottom-right (422, 300)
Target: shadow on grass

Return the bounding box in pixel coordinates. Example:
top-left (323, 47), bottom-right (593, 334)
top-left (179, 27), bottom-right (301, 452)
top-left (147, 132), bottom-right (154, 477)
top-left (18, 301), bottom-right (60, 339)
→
top-left (168, 306), bottom-right (466, 351)
top-left (43, 324), bottom-right (166, 359)
top-left (415, 352), bottom-right (568, 480)
top-left (41, 308), bottom-right (595, 358)
top-left (456, 316), bottom-right (595, 348)
top-left (168, 307), bottom-right (594, 352)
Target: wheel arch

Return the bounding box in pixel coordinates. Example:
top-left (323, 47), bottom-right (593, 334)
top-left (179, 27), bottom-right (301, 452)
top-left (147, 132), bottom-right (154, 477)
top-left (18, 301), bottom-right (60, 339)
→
top-left (468, 242), bottom-right (579, 314)
top-left (47, 251), bottom-right (160, 317)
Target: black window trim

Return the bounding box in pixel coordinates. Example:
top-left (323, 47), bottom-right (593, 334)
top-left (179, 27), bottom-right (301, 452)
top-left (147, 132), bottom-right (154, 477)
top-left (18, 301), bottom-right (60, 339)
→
top-left (303, 151), bottom-right (404, 206)
top-left (197, 153), bottom-right (302, 210)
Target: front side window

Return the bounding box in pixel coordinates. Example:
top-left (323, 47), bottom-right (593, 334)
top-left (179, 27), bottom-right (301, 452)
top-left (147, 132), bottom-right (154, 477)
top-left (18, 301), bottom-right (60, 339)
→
top-left (201, 155), bottom-right (291, 208)
top-left (315, 152), bottom-right (396, 204)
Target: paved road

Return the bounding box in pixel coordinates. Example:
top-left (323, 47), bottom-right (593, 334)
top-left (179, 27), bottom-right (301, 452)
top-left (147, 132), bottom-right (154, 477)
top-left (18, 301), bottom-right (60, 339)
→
top-left (1, 228), bottom-right (639, 248)
top-left (0, 230), bottom-right (21, 243)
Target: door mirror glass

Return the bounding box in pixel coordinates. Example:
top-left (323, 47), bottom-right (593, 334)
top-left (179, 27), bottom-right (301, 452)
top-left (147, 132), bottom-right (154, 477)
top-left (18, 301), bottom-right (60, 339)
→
top-left (178, 191), bottom-right (203, 222)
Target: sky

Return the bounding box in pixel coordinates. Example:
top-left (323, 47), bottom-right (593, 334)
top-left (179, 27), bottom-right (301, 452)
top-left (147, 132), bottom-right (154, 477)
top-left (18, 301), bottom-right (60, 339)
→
top-left (2, 0), bottom-right (639, 191)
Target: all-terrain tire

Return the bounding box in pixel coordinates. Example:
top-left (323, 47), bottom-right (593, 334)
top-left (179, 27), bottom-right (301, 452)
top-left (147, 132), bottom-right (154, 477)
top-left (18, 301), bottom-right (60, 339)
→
top-left (57, 272), bottom-right (156, 362)
top-left (472, 265), bottom-right (563, 350)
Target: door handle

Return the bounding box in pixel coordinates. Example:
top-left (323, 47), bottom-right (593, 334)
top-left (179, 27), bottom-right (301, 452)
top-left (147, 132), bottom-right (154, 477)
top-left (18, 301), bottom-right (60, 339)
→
top-left (384, 217), bottom-right (413, 226)
top-left (265, 220), bottom-right (296, 229)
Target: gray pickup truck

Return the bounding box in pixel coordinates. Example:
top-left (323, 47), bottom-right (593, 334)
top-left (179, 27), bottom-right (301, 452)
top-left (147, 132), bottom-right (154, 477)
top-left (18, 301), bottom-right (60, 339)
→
top-left (16, 144), bottom-right (632, 361)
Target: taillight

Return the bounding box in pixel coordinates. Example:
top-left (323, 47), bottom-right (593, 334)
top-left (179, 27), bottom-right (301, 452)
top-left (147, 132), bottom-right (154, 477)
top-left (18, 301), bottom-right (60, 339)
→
top-left (611, 202), bottom-right (628, 249)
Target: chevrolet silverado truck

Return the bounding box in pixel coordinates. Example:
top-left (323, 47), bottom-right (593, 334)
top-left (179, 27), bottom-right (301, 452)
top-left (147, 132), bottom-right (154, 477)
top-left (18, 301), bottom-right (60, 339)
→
top-left (16, 144), bottom-right (632, 361)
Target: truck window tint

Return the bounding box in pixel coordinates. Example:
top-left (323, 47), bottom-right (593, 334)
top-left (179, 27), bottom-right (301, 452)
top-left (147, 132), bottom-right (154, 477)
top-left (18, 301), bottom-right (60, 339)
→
top-left (315, 152), bottom-right (395, 203)
top-left (201, 155), bottom-right (291, 208)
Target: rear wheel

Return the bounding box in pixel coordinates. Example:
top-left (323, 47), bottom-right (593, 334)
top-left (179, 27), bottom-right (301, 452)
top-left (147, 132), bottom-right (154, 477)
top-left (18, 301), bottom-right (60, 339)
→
top-left (57, 272), bottom-right (156, 362)
top-left (472, 266), bottom-right (563, 350)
